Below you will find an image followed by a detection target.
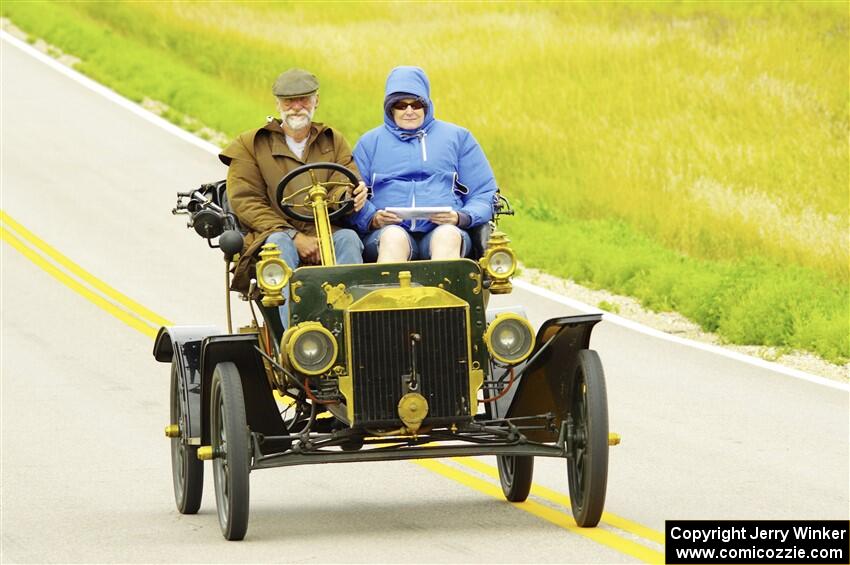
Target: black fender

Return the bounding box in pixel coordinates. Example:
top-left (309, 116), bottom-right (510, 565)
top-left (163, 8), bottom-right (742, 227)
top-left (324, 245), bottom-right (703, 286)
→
top-left (153, 325), bottom-right (222, 441)
top-left (199, 334), bottom-right (287, 447)
top-left (494, 314), bottom-right (603, 442)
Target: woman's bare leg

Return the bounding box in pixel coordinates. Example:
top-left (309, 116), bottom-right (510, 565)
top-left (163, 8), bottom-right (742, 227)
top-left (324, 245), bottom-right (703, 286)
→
top-left (429, 225), bottom-right (462, 260)
top-left (377, 226), bottom-right (412, 263)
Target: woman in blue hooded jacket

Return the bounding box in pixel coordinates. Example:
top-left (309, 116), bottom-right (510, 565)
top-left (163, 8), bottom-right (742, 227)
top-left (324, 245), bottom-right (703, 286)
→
top-left (352, 66), bottom-right (497, 262)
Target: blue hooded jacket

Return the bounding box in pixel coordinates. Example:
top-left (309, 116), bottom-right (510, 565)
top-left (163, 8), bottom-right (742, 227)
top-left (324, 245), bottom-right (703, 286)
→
top-left (351, 66), bottom-right (497, 234)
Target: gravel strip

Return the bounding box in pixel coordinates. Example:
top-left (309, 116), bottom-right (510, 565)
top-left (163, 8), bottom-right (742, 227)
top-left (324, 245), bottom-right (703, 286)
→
top-left (520, 265), bottom-right (848, 384)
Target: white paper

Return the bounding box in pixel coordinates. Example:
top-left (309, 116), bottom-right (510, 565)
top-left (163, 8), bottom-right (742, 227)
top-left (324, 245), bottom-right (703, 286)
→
top-left (385, 207), bottom-right (451, 220)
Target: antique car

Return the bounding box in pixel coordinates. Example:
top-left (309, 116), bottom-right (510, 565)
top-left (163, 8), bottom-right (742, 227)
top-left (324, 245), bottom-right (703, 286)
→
top-left (153, 162), bottom-right (617, 540)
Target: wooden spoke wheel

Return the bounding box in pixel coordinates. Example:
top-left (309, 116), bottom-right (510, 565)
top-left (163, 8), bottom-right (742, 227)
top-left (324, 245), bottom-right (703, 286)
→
top-left (210, 362), bottom-right (251, 541)
top-left (497, 455), bottom-right (534, 502)
top-left (170, 359), bottom-right (203, 514)
top-left (566, 350), bottom-right (609, 527)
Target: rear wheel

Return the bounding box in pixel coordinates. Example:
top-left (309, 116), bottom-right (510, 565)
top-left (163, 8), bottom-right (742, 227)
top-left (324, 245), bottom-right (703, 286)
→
top-left (566, 350), bottom-right (609, 527)
top-left (170, 360), bottom-right (203, 514)
top-left (497, 455), bottom-right (534, 502)
top-left (211, 362), bottom-right (251, 541)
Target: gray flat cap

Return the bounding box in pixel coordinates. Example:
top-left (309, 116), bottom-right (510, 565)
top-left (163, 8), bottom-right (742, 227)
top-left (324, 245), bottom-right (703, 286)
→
top-left (273, 68), bottom-right (319, 97)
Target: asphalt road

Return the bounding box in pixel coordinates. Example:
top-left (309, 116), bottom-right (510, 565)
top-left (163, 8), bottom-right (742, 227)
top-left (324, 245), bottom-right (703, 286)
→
top-left (2, 36), bottom-right (848, 563)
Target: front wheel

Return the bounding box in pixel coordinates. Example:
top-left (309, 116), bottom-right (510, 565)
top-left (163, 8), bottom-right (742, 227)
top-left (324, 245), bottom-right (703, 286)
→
top-left (497, 455), bottom-right (534, 502)
top-left (210, 362), bottom-right (251, 540)
top-left (170, 360), bottom-right (203, 514)
top-left (566, 350), bottom-right (609, 527)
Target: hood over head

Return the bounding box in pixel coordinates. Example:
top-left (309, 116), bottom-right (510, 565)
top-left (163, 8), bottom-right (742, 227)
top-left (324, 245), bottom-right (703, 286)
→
top-left (383, 66), bottom-right (435, 134)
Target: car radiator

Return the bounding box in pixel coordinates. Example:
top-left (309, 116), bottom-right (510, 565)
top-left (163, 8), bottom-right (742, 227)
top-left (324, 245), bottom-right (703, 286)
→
top-left (348, 307), bottom-right (471, 427)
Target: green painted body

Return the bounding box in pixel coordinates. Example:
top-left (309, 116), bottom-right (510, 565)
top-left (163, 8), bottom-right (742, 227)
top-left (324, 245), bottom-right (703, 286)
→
top-left (287, 259), bottom-right (491, 378)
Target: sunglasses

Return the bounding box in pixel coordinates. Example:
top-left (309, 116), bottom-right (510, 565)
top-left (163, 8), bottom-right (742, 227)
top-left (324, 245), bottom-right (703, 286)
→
top-left (392, 99), bottom-right (425, 111)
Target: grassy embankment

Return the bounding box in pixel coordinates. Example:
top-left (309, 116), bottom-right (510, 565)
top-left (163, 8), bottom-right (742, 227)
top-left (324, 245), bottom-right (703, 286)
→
top-left (3, 2), bottom-right (847, 363)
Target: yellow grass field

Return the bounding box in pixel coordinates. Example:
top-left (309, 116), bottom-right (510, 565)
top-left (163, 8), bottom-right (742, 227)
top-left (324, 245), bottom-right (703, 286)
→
top-left (2, 1), bottom-right (848, 361)
top-left (92, 1), bottom-right (849, 280)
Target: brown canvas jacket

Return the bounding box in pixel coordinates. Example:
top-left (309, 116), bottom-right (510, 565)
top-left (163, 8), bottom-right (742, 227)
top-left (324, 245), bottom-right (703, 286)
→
top-left (218, 119), bottom-right (361, 290)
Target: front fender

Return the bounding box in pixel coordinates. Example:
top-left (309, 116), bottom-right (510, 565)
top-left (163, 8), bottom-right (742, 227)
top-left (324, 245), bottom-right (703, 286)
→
top-left (153, 325), bottom-right (223, 441)
top-left (493, 314), bottom-right (603, 442)
top-left (199, 335), bottom-right (287, 447)
top-left (153, 325), bottom-right (223, 362)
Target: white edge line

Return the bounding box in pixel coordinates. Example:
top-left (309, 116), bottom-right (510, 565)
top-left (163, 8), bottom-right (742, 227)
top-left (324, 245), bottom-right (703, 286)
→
top-left (4, 30), bottom-right (848, 393)
top-left (1, 31), bottom-right (222, 156)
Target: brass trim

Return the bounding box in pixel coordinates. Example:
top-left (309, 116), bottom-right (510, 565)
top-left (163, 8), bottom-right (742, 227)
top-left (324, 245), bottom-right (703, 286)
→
top-left (237, 321), bottom-right (260, 334)
top-left (309, 186), bottom-right (337, 266)
top-left (469, 271), bottom-right (482, 294)
top-left (322, 282), bottom-right (353, 309)
top-left (164, 424), bottom-right (180, 438)
top-left (290, 280), bottom-right (303, 303)
top-left (348, 286), bottom-right (469, 312)
top-left (344, 273), bottom-right (476, 424)
top-left (488, 279), bottom-right (513, 295)
top-left (337, 374), bottom-right (355, 423)
top-left (468, 368), bottom-right (484, 416)
top-left (398, 392), bottom-right (429, 434)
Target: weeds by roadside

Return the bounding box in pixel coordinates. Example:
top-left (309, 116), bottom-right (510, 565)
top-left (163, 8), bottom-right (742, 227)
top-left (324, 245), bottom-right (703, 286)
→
top-left (3, 2), bottom-right (846, 363)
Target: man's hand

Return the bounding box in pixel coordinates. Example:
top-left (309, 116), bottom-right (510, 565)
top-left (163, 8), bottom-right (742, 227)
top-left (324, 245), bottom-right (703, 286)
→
top-left (429, 211), bottom-right (459, 225)
top-left (353, 182), bottom-right (368, 212)
top-left (293, 232), bottom-right (321, 264)
top-left (370, 210), bottom-right (403, 229)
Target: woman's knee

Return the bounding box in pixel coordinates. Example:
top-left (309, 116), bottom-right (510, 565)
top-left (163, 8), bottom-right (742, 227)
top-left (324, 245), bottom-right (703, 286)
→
top-left (432, 225), bottom-right (462, 244)
top-left (380, 226), bottom-right (410, 246)
top-left (428, 225), bottom-right (462, 258)
top-left (378, 226), bottom-right (412, 260)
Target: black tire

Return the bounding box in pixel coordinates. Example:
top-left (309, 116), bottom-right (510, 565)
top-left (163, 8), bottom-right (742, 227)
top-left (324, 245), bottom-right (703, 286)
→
top-left (170, 360), bottom-right (203, 514)
top-left (210, 362), bottom-right (251, 541)
top-left (566, 350), bottom-right (609, 527)
top-left (497, 455), bottom-right (534, 502)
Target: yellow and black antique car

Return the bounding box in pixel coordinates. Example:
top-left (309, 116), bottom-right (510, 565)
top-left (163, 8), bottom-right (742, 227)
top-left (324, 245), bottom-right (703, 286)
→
top-left (153, 162), bottom-right (615, 540)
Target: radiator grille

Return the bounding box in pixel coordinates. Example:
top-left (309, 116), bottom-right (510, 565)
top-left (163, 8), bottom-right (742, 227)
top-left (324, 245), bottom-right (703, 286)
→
top-left (349, 307), bottom-right (471, 427)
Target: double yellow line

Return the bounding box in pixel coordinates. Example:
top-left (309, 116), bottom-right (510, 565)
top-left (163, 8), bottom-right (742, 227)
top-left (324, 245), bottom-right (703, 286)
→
top-left (1, 210), bottom-right (664, 563)
top-left (1, 210), bottom-right (170, 336)
top-left (423, 458), bottom-right (664, 562)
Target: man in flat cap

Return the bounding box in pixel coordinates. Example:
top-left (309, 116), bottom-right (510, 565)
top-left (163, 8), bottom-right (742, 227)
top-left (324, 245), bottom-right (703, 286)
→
top-left (219, 68), bottom-right (367, 323)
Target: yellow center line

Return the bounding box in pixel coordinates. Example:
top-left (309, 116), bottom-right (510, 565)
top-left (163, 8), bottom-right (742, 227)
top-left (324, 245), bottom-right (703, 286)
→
top-left (416, 460), bottom-right (664, 564)
top-left (452, 457), bottom-right (666, 545)
top-left (3, 211), bottom-right (663, 562)
top-left (1, 225), bottom-right (160, 337)
top-left (1, 210), bottom-right (172, 328)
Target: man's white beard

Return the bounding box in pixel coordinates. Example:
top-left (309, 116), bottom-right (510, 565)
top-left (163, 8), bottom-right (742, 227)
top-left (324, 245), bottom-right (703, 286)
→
top-left (281, 107), bottom-right (314, 131)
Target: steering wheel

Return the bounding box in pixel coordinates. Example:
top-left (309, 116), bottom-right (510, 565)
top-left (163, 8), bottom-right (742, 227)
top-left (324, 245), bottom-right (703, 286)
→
top-left (275, 162), bottom-right (358, 223)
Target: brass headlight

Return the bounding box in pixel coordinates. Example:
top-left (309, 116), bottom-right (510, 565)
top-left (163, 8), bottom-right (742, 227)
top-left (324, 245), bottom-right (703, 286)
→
top-left (283, 322), bottom-right (338, 375)
top-left (484, 313), bottom-right (534, 365)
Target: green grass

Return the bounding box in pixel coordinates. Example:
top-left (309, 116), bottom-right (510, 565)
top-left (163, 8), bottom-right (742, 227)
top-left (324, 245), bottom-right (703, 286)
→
top-left (3, 1), bottom-right (847, 363)
top-left (504, 211), bottom-right (848, 363)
